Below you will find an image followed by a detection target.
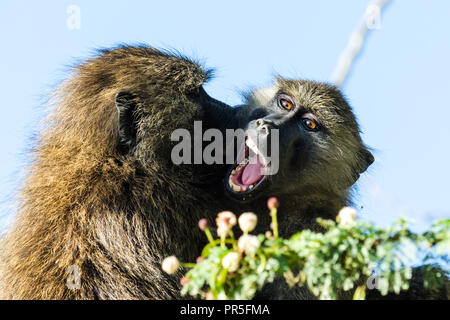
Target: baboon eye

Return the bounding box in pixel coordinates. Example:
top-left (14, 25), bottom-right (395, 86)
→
top-left (279, 97), bottom-right (295, 111)
top-left (301, 117), bottom-right (319, 131)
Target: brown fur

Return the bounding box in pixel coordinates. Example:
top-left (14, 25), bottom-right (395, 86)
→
top-left (0, 46), bottom-right (229, 299)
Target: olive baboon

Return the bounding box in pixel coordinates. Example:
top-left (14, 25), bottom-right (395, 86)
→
top-left (222, 79), bottom-right (373, 299)
top-left (0, 46), bottom-right (236, 299)
top-left (224, 79), bottom-right (374, 236)
top-left (225, 79), bottom-right (446, 299)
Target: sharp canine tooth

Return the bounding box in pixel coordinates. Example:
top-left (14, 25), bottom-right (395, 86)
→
top-left (260, 158), bottom-right (269, 167)
top-left (246, 136), bottom-right (262, 157)
top-left (237, 159), bottom-right (247, 168)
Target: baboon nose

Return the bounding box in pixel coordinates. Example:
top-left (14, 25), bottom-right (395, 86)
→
top-left (255, 119), bottom-right (273, 135)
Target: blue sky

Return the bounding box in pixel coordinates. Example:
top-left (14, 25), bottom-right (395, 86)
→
top-left (0, 1), bottom-right (449, 232)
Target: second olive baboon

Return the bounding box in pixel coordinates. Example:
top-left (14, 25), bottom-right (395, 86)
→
top-left (0, 46), bottom-right (237, 299)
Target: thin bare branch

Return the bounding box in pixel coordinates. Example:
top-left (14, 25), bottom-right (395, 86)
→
top-left (330, 0), bottom-right (392, 87)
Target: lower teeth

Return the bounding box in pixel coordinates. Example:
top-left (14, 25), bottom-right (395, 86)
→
top-left (229, 179), bottom-right (255, 192)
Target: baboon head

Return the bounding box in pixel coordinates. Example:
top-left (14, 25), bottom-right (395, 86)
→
top-left (94, 47), bottom-right (233, 184)
top-left (225, 79), bottom-right (374, 204)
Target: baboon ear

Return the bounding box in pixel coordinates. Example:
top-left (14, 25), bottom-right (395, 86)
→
top-left (350, 147), bottom-right (374, 185)
top-left (115, 91), bottom-right (138, 154)
top-left (358, 147), bottom-right (374, 174)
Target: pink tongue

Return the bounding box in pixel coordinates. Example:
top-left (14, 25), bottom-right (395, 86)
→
top-left (242, 156), bottom-right (264, 185)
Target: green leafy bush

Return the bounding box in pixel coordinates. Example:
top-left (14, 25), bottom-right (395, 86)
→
top-left (162, 198), bottom-right (449, 300)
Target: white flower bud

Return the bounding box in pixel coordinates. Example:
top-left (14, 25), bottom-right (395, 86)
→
top-left (238, 234), bottom-right (260, 255)
top-left (337, 207), bottom-right (357, 225)
top-left (216, 211), bottom-right (237, 229)
top-left (161, 256), bottom-right (180, 274)
top-left (221, 252), bottom-right (240, 272)
top-left (238, 212), bottom-right (258, 233)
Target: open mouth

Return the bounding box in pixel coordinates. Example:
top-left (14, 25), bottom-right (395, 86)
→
top-left (226, 136), bottom-right (269, 195)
